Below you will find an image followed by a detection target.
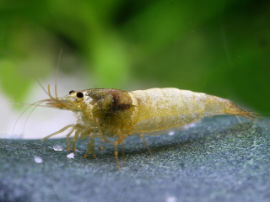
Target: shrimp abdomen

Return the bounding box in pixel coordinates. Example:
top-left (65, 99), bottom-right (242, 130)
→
top-left (129, 88), bottom-right (253, 134)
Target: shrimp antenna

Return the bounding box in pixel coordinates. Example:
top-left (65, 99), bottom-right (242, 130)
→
top-left (36, 79), bottom-right (49, 97)
top-left (11, 103), bottom-right (33, 136)
top-left (22, 101), bottom-right (43, 137)
top-left (47, 84), bottom-right (54, 99)
top-left (11, 99), bottom-right (49, 137)
top-left (12, 49), bottom-right (64, 138)
top-left (54, 49), bottom-right (63, 99)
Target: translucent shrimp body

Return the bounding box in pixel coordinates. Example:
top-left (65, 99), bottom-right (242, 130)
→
top-left (130, 88), bottom-right (252, 134)
top-left (40, 87), bottom-right (254, 168)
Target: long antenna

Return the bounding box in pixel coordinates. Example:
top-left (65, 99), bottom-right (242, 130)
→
top-left (54, 49), bottom-right (63, 99)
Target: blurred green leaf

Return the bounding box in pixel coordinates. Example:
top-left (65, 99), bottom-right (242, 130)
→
top-left (123, 0), bottom-right (231, 54)
top-left (0, 59), bottom-right (32, 102)
top-left (90, 34), bottom-right (130, 88)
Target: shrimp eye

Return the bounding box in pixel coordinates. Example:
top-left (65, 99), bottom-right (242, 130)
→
top-left (76, 92), bottom-right (84, 98)
top-left (69, 90), bottom-right (75, 95)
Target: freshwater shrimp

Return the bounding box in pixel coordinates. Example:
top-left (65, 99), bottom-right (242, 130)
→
top-left (38, 87), bottom-right (255, 168)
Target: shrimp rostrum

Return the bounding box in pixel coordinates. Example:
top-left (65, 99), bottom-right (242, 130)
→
top-left (39, 87), bottom-right (255, 168)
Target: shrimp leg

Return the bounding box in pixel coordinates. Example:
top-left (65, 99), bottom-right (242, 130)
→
top-left (113, 140), bottom-right (121, 170)
top-left (83, 137), bottom-right (96, 158)
top-left (140, 134), bottom-right (153, 157)
top-left (72, 130), bottom-right (81, 152)
top-left (42, 124), bottom-right (74, 141)
top-left (65, 128), bottom-right (75, 151)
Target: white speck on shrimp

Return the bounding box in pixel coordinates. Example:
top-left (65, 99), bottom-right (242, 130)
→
top-left (53, 145), bottom-right (63, 151)
top-left (168, 131), bottom-right (175, 136)
top-left (34, 156), bottom-right (43, 164)
top-left (183, 122), bottom-right (197, 130)
top-left (67, 153), bottom-right (75, 159)
top-left (165, 196), bottom-right (178, 202)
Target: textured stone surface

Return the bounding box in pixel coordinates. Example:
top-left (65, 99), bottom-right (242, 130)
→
top-left (0, 116), bottom-right (270, 202)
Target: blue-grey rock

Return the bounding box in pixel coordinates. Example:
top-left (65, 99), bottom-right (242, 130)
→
top-left (0, 116), bottom-right (270, 202)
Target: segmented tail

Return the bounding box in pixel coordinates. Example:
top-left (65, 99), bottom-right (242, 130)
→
top-left (225, 101), bottom-right (257, 120)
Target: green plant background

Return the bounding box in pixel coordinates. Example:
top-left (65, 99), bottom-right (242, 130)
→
top-left (0, 0), bottom-right (269, 114)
